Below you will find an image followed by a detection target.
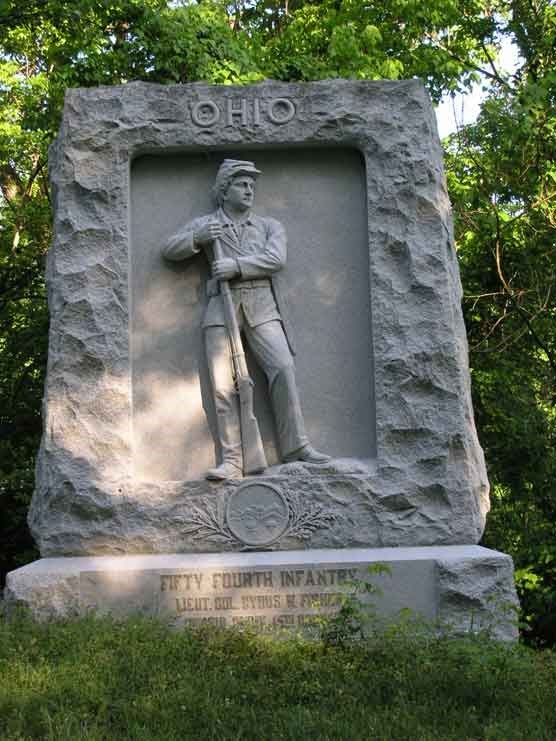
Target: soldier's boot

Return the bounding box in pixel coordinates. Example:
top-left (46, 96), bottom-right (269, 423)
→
top-left (283, 444), bottom-right (331, 465)
top-left (206, 460), bottom-right (243, 481)
top-left (206, 406), bottom-right (243, 481)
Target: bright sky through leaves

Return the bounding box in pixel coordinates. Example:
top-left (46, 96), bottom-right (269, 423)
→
top-left (435, 36), bottom-right (520, 138)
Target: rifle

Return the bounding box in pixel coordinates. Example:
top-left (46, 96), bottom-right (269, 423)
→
top-left (213, 238), bottom-right (268, 475)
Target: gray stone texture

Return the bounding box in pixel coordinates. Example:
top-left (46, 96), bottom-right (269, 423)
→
top-left (4, 547), bottom-right (518, 640)
top-left (29, 80), bottom-right (490, 556)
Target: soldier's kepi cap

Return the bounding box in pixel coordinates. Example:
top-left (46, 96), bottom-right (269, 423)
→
top-left (217, 159), bottom-right (261, 180)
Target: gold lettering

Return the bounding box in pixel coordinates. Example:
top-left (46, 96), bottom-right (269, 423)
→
top-left (214, 597), bottom-right (234, 610)
top-left (182, 616), bottom-right (226, 627)
top-left (273, 614), bottom-right (295, 626)
top-left (213, 571), bottom-right (274, 589)
top-left (281, 571), bottom-right (300, 587)
top-left (232, 615), bottom-right (266, 625)
top-left (161, 572), bottom-right (204, 591)
top-left (175, 597), bottom-right (211, 613)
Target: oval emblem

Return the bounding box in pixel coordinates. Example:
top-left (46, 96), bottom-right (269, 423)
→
top-left (226, 482), bottom-right (290, 547)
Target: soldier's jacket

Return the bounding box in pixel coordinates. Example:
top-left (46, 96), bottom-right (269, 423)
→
top-left (163, 208), bottom-right (296, 354)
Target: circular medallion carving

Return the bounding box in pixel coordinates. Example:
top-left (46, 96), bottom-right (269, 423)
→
top-left (226, 482), bottom-right (290, 547)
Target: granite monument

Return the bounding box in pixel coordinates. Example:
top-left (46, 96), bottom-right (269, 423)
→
top-left (4, 80), bottom-right (518, 638)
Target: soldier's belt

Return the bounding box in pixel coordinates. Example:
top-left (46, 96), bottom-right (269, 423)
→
top-left (227, 278), bottom-right (271, 290)
top-left (207, 277), bottom-right (271, 298)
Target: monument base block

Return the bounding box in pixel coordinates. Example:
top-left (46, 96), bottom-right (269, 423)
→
top-left (4, 546), bottom-right (518, 640)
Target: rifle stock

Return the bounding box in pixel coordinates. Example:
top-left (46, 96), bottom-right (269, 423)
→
top-left (213, 238), bottom-right (267, 475)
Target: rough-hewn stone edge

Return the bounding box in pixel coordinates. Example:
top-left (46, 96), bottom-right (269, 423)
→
top-left (4, 571), bottom-right (80, 620)
top-left (436, 552), bottom-right (519, 641)
top-left (30, 468), bottom-right (487, 559)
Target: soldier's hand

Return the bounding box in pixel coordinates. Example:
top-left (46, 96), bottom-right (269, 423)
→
top-left (194, 221), bottom-right (222, 245)
top-left (212, 258), bottom-right (239, 280)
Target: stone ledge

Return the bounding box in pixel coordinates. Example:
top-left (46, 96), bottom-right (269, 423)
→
top-left (5, 546), bottom-right (518, 640)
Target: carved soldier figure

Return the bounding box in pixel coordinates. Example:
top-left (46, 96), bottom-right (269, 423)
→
top-left (163, 159), bottom-right (329, 480)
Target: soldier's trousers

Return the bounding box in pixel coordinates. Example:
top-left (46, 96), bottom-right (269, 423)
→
top-left (205, 317), bottom-right (308, 470)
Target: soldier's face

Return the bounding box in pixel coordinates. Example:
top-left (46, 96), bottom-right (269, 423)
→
top-left (223, 175), bottom-right (255, 212)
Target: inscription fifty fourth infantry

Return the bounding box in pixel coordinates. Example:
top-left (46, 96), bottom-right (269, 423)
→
top-left (158, 566), bottom-right (360, 630)
top-left (160, 567), bottom-right (357, 591)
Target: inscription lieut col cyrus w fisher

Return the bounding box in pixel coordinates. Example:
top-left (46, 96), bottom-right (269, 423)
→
top-left (190, 97), bottom-right (297, 129)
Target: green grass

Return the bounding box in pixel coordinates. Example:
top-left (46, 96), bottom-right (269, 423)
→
top-left (0, 613), bottom-right (555, 740)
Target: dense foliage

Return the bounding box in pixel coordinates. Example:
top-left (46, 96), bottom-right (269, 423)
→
top-left (1, 1), bottom-right (554, 644)
top-left (444, 2), bottom-right (556, 645)
top-left (1, 614), bottom-right (556, 739)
